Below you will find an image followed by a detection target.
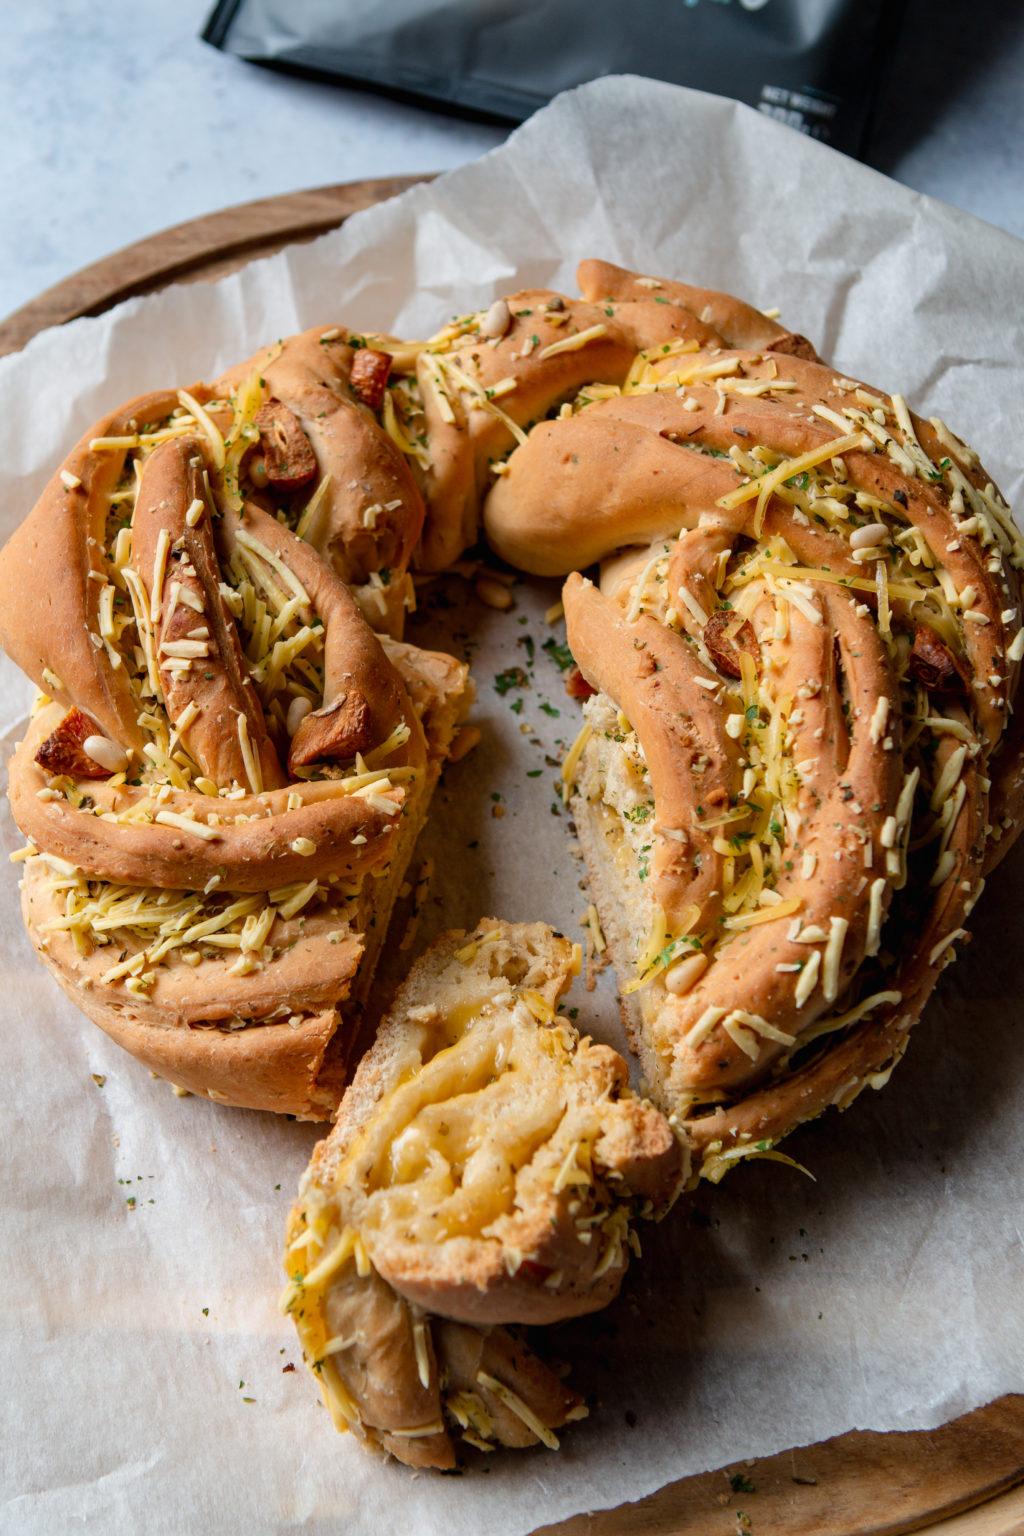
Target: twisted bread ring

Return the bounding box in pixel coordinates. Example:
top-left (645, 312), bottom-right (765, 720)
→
top-left (3, 260), bottom-right (1020, 1159)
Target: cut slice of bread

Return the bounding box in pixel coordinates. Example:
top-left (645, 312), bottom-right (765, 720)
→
top-left (283, 918), bottom-right (686, 1467)
top-left (570, 777), bottom-right (668, 1095)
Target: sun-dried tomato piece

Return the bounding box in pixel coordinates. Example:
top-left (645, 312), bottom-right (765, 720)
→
top-left (565, 665), bottom-right (596, 701)
top-left (769, 330), bottom-right (819, 362)
top-left (909, 624), bottom-right (966, 694)
top-left (349, 348), bottom-right (393, 412)
top-left (34, 706), bottom-right (109, 779)
top-left (253, 401), bottom-right (318, 490)
top-left (288, 689), bottom-right (375, 772)
top-left (703, 610), bottom-right (761, 680)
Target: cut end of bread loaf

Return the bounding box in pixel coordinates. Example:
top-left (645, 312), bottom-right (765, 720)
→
top-left (283, 918), bottom-right (687, 1468)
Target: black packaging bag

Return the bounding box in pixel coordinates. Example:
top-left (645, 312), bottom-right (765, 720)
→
top-left (203, 0), bottom-right (905, 157)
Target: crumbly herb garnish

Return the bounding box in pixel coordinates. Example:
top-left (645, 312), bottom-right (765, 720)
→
top-left (493, 667), bottom-right (528, 695)
top-left (624, 804), bottom-right (652, 823)
top-left (542, 637), bottom-right (574, 671)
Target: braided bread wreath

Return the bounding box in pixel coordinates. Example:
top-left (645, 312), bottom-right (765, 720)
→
top-left (3, 259), bottom-right (1023, 1468)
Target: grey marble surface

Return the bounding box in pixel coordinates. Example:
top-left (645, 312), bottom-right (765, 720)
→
top-left (0, 1), bottom-right (502, 318)
top-left (1, 0), bottom-right (1021, 321)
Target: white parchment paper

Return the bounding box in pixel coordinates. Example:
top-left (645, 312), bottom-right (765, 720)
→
top-left (1, 77), bottom-right (1023, 1536)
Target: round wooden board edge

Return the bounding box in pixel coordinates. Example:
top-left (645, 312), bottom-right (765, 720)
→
top-left (0, 174), bottom-right (432, 357)
top-left (0, 175), bottom-right (1021, 1536)
top-left (541, 1395), bottom-right (1024, 1536)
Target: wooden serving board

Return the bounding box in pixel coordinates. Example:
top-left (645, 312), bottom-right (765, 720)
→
top-left (2, 178), bottom-right (1021, 1535)
top-left (0, 177), bottom-right (429, 356)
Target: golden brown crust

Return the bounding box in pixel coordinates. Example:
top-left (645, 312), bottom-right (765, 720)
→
top-left (40, 947), bottom-right (349, 1118)
top-left (296, 1260), bottom-right (584, 1469)
top-left (10, 703), bottom-right (406, 892)
top-left (407, 260), bottom-right (822, 569)
top-left (12, 631), bottom-right (466, 1117)
top-left (412, 291), bottom-right (641, 569)
top-left (564, 574), bottom-right (736, 934)
top-left (220, 501), bottom-right (414, 760)
top-left (15, 638), bottom-right (467, 1045)
top-left (576, 258), bottom-right (819, 357)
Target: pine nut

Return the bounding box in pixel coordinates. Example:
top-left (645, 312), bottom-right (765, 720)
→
top-left (286, 695), bottom-right (314, 736)
top-left (850, 522), bottom-right (887, 550)
top-left (476, 576), bottom-right (514, 611)
top-left (82, 735), bottom-right (129, 773)
top-left (664, 952), bottom-right (709, 996)
top-left (480, 298), bottom-right (512, 339)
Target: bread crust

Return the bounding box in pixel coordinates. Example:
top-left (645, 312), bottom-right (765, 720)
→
top-left (0, 387), bottom-right (189, 749)
top-left (404, 259), bottom-right (819, 570)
